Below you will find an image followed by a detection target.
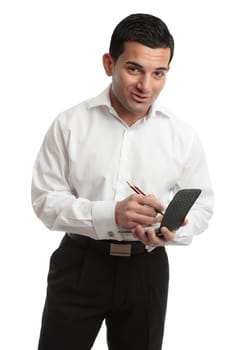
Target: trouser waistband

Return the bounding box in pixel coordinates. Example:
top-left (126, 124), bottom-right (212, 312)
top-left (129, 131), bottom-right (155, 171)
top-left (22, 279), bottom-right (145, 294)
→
top-left (66, 232), bottom-right (147, 257)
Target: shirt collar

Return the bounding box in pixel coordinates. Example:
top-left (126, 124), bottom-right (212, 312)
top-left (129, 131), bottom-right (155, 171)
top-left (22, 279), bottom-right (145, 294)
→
top-left (87, 85), bottom-right (112, 109)
top-left (87, 85), bottom-right (171, 120)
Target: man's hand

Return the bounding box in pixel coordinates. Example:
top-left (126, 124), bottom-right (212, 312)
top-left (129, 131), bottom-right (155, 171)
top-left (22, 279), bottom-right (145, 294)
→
top-left (131, 225), bottom-right (175, 247)
top-left (115, 194), bottom-right (164, 229)
top-left (131, 218), bottom-right (189, 247)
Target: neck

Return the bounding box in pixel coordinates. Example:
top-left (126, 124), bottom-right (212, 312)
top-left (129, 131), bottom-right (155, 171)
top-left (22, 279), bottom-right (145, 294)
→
top-left (109, 90), bottom-right (148, 126)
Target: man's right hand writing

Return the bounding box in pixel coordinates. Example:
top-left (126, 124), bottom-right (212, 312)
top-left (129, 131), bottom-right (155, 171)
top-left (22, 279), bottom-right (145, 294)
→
top-left (115, 194), bottom-right (164, 229)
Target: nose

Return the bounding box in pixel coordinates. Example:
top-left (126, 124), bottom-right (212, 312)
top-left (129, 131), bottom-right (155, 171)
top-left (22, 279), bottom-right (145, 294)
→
top-left (136, 74), bottom-right (152, 93)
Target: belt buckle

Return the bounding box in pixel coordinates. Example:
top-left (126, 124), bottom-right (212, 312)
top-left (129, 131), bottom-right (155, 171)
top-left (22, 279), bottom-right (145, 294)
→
top-left (110, 243), bottom-right (131, 256)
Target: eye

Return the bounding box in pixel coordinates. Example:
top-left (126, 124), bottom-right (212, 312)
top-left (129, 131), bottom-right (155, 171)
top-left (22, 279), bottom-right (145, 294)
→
top-left (154, 70), bottom-right (166, 79)
top-left (127, 66), bottom-right (141, 74)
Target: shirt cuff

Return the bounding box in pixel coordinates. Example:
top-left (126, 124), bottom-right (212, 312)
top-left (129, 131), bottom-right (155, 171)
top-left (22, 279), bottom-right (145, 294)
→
top-left (92, 201), bottom-right (123, 241)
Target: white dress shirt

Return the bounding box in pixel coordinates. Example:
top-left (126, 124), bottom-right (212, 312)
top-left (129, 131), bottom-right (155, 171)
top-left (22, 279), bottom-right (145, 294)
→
top-left (31, 85), bottom-right (214, 245)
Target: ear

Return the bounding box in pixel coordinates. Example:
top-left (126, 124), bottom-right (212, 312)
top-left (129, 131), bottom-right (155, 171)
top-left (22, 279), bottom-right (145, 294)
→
top-left (102, 53), bottom-right (113, 76)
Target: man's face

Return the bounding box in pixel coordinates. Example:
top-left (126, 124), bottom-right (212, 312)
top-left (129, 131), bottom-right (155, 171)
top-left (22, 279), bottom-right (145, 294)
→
top-left (103, 42), bottom-right (170, 125)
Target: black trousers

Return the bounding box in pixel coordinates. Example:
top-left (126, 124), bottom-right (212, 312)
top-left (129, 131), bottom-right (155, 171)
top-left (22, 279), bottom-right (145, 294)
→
top-left (38, 234), bottom-right (169, 350)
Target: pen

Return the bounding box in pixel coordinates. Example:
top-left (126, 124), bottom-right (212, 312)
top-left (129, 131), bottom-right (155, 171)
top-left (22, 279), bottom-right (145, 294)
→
top-left (127, 181), bottom-right (164, 215)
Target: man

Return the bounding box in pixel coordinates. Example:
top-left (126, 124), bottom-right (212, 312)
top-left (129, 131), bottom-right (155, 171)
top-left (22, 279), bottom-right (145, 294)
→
top-left (32, 13), bottom-right (214, 350)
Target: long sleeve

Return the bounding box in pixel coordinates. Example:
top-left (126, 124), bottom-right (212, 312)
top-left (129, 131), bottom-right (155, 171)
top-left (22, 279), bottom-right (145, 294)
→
top-left (31, 117), bottom-right (121, 240)
top-left (167, 130), bottom-right (214, 245)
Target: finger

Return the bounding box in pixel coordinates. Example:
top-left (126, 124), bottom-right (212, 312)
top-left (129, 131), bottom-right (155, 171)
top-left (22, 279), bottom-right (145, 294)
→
top-left (136, 194), bottom-right (164, 214)
top-left (126, 194), bottom-right (160, 218)
top-left (160, 226), bottom-right (176, 241)
top-left (181, 218), bottom-right (189, 226)
top-left (135, 203), bottom-right (158, 218)
top-left (144, 228), bottom-right (165, 247)
top-left (154, 214), bottom-right (163, 224)
top-left (132, 225), bottom-right (150, 245)
top-left (131, 212), bottom-right (158, 226)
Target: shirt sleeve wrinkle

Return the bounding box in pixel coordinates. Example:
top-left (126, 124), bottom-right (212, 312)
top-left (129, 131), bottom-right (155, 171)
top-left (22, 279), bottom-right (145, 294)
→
top-left (32, 113), bottom-right (121, 240)
top-left (168, 129), bottom-right (214, 245)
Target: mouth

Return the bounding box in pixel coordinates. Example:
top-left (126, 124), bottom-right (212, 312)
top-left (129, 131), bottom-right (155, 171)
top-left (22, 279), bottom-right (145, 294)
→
top-left (131, 92), bottom-right (151, 103)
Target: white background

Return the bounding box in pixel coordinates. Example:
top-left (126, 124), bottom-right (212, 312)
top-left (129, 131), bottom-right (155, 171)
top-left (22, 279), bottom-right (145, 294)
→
top-left (1, 0), bottom-right (232, 349)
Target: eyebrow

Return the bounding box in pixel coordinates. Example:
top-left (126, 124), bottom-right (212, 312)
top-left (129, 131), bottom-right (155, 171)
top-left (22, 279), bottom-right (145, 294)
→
top-left (125, 61), bottom-right (168, 71)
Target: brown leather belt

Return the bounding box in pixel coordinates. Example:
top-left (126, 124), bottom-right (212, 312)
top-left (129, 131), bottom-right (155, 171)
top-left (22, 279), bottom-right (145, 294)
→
top-left (67, 232), bottom-right (146, 257)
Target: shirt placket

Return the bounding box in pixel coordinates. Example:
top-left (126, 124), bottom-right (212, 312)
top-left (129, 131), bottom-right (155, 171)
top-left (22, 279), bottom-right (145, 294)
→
top-left (115, 128), bottom-right (132, 201)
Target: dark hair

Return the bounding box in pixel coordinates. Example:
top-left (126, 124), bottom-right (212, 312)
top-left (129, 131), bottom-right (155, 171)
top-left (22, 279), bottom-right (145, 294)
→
top-left (109, 13), bottom-right (174, 63)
